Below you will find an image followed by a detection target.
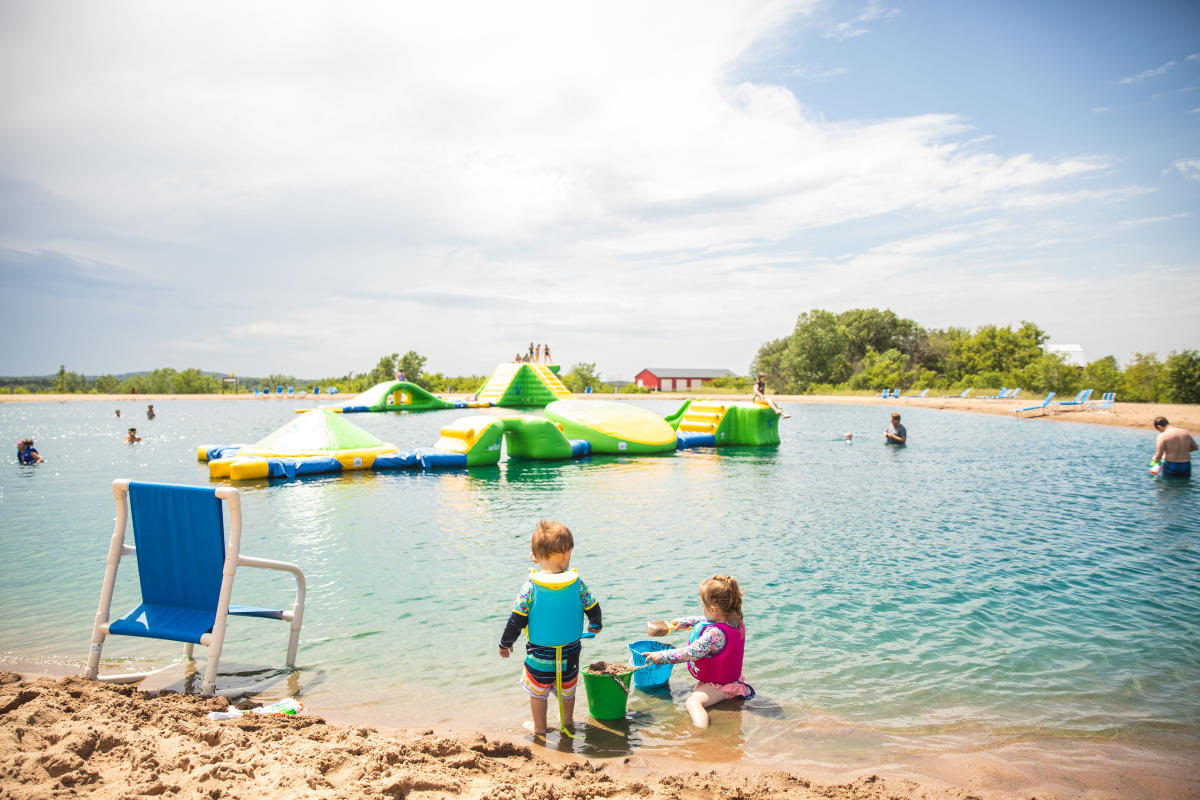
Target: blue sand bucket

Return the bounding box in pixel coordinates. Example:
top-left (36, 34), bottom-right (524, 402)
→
top-left (628, 640), bottom-right (673, 688)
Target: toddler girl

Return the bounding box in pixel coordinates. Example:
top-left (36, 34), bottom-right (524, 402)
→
top-left (644, 574), bottom-right (754, 728)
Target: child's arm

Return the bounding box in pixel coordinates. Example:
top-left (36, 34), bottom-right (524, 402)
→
top-left (646, 615), bottom-right (704, 636)
top-left (498, 611), bottom-right (527, 658)
top-left (499, 582), bottom-right (534, 658)
top-left (584, 602), bottom-right (602, 635)
top-left (580, 579), bottom-right (602, 635)
top-left (646, 624), bottom-right (726, 665)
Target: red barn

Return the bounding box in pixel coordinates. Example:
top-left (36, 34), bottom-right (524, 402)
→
top-left (634, 368), bottom-right (734, 392)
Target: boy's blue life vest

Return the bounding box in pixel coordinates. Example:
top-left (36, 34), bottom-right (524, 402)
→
top-left (526, 569), bottom-right (584, 646)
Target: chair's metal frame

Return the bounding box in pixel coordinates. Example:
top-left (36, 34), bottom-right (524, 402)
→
top-left (86, 479), bottom-right (306, 696)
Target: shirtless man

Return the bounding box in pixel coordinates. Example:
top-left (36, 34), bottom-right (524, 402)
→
top-left (1152, 417), bottom-right (1197, 478)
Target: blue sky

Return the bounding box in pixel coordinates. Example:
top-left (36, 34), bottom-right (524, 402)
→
top-left (1, 0), bottom-right (1197, 381)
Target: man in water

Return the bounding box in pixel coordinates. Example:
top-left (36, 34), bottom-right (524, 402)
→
top-left (1152, 417), bottom-right (1196, 478)
top-left (885, 412), bottom-right (907, 445)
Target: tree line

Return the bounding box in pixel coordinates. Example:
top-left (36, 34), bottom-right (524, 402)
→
top-left (751, 308), bottom-right (1200, 403)
top-left (7, 321), bottom-right (1197, 404)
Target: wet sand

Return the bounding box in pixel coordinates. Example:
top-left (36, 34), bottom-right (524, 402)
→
top-left (7, 672), bottom-right (1198, 800)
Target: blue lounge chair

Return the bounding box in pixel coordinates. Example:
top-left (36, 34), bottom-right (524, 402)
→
top-left (880, 388), bottom-right (890, 399)
top-left (1087, 392), bottom-right (1116, 411)
top-left (941, 389), bottom-right (971, 398)
top-left (1010, 392), bottom-right (1055, 415)
top-left (86, 480), bottom-right (306, 696)
top-left (903, 388), bottom-right (929, 398)
top-left (1008, 388), bottom-right (1022, 399)
top-left (982, 387), bottom-right (1008, 399)
top-left (1054, 389), bottom-right (1093, 410)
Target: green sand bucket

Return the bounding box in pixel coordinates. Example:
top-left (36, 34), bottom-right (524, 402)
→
top-left (582, 667), bottom-right (633, 720)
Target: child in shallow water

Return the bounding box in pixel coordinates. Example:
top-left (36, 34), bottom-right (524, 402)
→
top-left (644, 574), bottom-right (754, 728)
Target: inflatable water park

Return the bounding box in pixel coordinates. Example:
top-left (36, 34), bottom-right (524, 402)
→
top-left (200, 395), bottom-right (782, 481)
top-left (319, 362), bottom-right (573, 414)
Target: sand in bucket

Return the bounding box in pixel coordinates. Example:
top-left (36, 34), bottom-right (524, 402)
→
top-left (628, 640), bottom-right (673, 688)
top-left (582, 661), bottom-right (634, 720)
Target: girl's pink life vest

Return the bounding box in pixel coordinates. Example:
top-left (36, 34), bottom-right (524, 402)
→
top-left (687, 620), bottom-right (745, 684)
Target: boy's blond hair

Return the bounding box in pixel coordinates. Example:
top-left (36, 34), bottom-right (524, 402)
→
top-left (700, 575), bottom-right (744, 624)
top-left (531, 519), bottom-right (574, 559)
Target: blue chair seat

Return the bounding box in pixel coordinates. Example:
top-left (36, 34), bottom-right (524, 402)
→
top-left (86, 480), bottom-right (306, 695)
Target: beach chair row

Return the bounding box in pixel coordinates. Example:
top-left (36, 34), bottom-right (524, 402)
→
top-left (1009, 389), bottom-right (1116, 417)
top-left (878, 388), bottom-right (930, 399)
top-left (252, 386), bottom-right (341, 398)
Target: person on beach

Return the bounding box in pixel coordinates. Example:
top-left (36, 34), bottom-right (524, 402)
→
top-left (643, 575), bottom-right (754, 729)
top-left (752, 373), bottom-right (790, 418)
top-left (146, 404), bottom-right (155, 420)
top-left (885, 412), bottom-right (907, 445)
top-left (498, 520), bottom-right (602, 738)
top-left (1152, 417), bottom-right (1196, 478)
top-left (17, 439), bottom-right (44, 464)
top-left (125, 428), bottom-right (141, 443)
top-left (543, 345), bottom-right (551, 364)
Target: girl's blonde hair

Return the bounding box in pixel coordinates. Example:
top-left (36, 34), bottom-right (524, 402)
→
top-left (700, 575), bottom-right (743, 624)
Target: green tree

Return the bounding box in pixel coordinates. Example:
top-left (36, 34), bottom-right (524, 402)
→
top-left (366, 353), bottom-right (399, 387)
top-left (562, 362), bottom-right (602, 393)
top-left (1164, 350), bottom-right (1200, 404)
top-left (1081, 356), bottom-right (1122, 394)
top-left (847, 347), bottom-right (910, 390)
top-left (1021, 353), bottom-right (1081, 394)
top-left (93, 374), bottom-right (120, 394)
top-left (750, 337), bottom-right (791, 393)
top-left (838, 308), bottom-right (920, 366)
top-left (948, 321), bottom-right (1047, 376)
top-left (398, 351), bottom-right (429, 389)
top-left (1122, 353), bottom-right (1165, 403)
top-left (781, 310), bottom-right (851, 391)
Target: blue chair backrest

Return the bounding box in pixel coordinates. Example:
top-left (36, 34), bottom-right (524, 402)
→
top-left (128, 483), bottom-right (225, 611)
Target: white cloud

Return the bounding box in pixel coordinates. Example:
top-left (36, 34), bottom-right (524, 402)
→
top-left (0, 1), bottom-right (1191, 377)
top-left (1117, 212), bottom-right (1191, 227)
top-left (1165, 159), bottom-right (1200, 181)
top-left (787, 65), bottom-right (850, 81)
top-left (1117, 60), bottom-right (1176, 85)
top-left (1090, 106), bottom-right (1112, 114)
top-left (1187, 54), bottom-right (1200, 64)
top-left (824, 0), bottom-right (900, 40)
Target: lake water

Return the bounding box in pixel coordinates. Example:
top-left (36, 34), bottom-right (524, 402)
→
top-left (2, 397), bottom-right (1197, 776)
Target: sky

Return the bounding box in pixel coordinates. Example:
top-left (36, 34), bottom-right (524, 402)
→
top-left (1, 0), bottom-right (1198, 381)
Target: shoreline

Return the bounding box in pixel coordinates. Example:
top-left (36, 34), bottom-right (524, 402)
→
top-left (3, 391), bottom-right (1196, 433)
top-left (3, 670), bottom-right (1197, 800)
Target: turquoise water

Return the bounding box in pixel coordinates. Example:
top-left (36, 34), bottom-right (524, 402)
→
top-left (2, 398), bottom-right (1198, 769)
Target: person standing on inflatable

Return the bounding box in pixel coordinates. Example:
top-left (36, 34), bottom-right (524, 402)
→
top-left (643, 575), bottom-right (754, 728)
top-left (1152, 416), bottom-right (1197, 478)
top-left (498, 520), bottom-right (602, 738)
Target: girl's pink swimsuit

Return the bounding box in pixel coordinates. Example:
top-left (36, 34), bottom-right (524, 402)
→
top-left (658, 617), bottom-right (755, 699)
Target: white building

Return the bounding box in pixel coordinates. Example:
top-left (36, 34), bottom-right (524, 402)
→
top-left (1045, 344), bottom-right (1087, 367)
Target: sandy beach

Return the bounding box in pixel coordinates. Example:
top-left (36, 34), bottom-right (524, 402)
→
top-left (10, 671), bottom-right (1191, 800)
top-left (3, 391), bottom-right (1196, 434)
